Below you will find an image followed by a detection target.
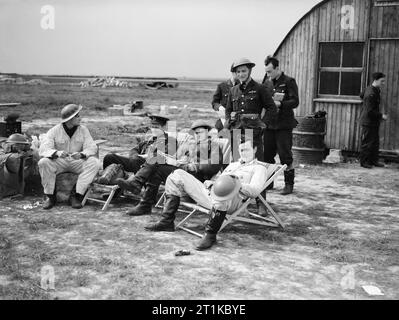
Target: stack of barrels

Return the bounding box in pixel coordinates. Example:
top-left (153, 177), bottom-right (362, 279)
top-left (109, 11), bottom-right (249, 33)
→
top-left (292, 115), bottom-right (327, 165)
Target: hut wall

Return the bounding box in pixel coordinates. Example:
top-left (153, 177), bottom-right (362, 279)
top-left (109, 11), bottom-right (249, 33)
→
top-left (275, 0), bottom-right (399, 152)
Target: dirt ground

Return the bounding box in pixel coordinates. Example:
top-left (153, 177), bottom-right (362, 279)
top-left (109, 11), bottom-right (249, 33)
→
top-left (0, 84), bottom-right (398, 300)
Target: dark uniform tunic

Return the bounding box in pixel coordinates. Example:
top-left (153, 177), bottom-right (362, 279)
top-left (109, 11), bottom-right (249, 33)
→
top-left (103, 133), bottom-right (177, 173)
top-left (359, 85), bottom-right (383, 165)
top-left (212, 79), bottom-right (237, 132)
top-left (262, 72), bottom-right (299, 167)
top-left (225, 79), bottom-right (277, 161)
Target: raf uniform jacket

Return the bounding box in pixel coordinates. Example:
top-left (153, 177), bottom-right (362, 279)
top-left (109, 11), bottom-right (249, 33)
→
top-left (225, 79), bottom-right (277, 130)
top-left (212, 79), bottom-right (237, 111)
top-left (262, 72), bottom-right (299, 130)
top-left (359, 85), bottom-right (383, 127)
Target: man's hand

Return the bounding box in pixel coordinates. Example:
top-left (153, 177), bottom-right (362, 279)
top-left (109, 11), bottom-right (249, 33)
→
top-left (218, 106), bottom-right (226, 119)
top-left (57, 151), bottom-right (69, 158)
top-left (274, 100), bottom-right (282, 108)
top-left (261, 108), bottom-right (266, 119)
top-left (382, 114), bottom-right (388, 121)
top-left (19, 150), bottom-right (33, 157)
top-left (70, 152), bottom-right (82, 160)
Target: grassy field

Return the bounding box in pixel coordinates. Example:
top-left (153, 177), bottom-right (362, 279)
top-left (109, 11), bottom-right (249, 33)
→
top-left (0, 84), bottom-right (398, 300)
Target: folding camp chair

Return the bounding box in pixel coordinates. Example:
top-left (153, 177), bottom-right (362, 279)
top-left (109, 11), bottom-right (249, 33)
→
top-left (82, 183), bottom-right (120, 211)
top-left (156, 162), bottom-right (287, 237)
top-left (82, 134), bottom-right (194, 211)
top-left (81, 139), bottom-right (129, 211)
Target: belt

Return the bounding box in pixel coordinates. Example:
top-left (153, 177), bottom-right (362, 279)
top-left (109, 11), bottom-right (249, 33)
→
top-left (240, 114), bottom-right (259, 119)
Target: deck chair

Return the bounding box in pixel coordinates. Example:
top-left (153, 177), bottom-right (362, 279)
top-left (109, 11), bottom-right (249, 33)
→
top-left (157, 162), bottom-right (287, 237)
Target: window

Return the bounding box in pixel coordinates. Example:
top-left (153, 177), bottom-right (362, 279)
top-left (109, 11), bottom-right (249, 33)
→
top-left (318, 42), bottom-right (364, 97)
top-left (375, 0), bottom-right (399, 6)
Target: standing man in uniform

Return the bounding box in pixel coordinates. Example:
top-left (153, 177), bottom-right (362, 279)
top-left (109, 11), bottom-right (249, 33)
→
top-left (212, 63), bottom-right (238, 132)
top-left (359, 72), bottom-right (388, 168)
top-left (225, 57), bottom-right (277, 162)
top-left (263, 56), bottom-right (299, 195)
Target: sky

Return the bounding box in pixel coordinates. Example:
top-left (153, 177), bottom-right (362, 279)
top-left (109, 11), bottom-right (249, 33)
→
top-left (0, 0), bottom-right (321, 79)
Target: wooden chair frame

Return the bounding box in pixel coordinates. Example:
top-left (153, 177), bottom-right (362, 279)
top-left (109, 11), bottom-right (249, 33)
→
top-left (155, 163), bottom-right (287, 237)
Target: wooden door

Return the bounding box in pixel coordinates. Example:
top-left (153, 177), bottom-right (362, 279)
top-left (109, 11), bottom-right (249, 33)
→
top-left (368, 39), bottom-right (399, 151)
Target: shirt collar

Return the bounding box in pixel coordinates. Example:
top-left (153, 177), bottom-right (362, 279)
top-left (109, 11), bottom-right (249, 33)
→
top-left (239, 158), bottom-right (257, 165)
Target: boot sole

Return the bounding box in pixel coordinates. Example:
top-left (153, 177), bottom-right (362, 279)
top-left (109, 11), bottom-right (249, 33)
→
top-left (127, 212), bottom-right (151, 216)
top-left (195, 243), bottom-right (216, 251)
top-left (144, 227), bottom-right (175, 232)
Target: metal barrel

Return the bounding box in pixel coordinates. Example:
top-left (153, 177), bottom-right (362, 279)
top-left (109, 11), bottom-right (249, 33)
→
top-left (292, 116), bottom-right (326, 165)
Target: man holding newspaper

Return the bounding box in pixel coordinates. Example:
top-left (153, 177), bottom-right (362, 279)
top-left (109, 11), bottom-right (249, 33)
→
top-left (121, 120), bottom-right (224, 216)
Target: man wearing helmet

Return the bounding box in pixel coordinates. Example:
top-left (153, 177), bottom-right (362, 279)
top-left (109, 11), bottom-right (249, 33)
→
top-left (38, 104), bottom-right (101, 209)
top-left (145, 137), bottom-right (275, 251)
top-left (211, 63), bottom-right (239, 132)
top-left (225, 57), bottom-right (277, 162)
top-left (0, 134), bottom-right (35, 198)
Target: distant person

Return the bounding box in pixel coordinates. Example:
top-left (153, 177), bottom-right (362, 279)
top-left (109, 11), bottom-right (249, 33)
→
top-left (359, 72), bottom-right (388, 168)
top-left (38, 104), bottom-right (101, 209)
top-left (262, 55), bottom-right (299, 195)
top-left (225, 57), bottom-right (277, 162)
top-left (211, 64), bottom-right (238, 132)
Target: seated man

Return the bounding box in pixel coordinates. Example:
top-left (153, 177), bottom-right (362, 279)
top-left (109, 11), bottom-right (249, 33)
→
top-left (123, 120), bottom-right (225, 216)
top-left (0, 134), bottom-right (35, 198)
top-left (38, 104), bottom-right (101, 209)
top-left (97, 114), bottom-right (176, 185)
top-left (145, 137), bottom-right (274, 251)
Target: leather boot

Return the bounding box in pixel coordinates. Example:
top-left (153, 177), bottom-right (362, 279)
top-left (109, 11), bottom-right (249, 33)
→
top-left (115, 175), bottom-right (143, 194)
top-left (195, 209), bottom-right (227, 251)
top-left (144, 194), bottom-right (180, 232)
top-left (127, 183), bottom-right (159, 216)
top-left (281, 169), bottom-right (295, 195)
top-left (70, 186), bottom-right (83, 209)
top-left (70, 193), bottom-right (84, 209)
top-left (43, 194), bottom-right (56, 210)
top-left (97, 164), bottom-right (124, 185)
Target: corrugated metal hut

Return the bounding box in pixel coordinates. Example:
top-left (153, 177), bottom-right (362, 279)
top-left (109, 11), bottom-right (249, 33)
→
top-left (273, 0), bottom-right (399, 153)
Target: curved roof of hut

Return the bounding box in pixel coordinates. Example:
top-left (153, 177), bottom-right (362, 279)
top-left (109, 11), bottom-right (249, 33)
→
top-left (273, 0), bottom-right (329, 56)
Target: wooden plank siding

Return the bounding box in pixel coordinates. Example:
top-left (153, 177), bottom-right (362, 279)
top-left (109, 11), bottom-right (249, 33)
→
top-left (368, 39), bottom-right (399, 151)
top-left (277, 8), bottom-right (319, 118)
top-left (319, 0), bottom-right (369, 42)
top-left (314, 101), bottom-right (362, 150)
top-left (370, 4), bottom-right (399, 38)
top-left (274, 0), bottom-right (399, 152)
